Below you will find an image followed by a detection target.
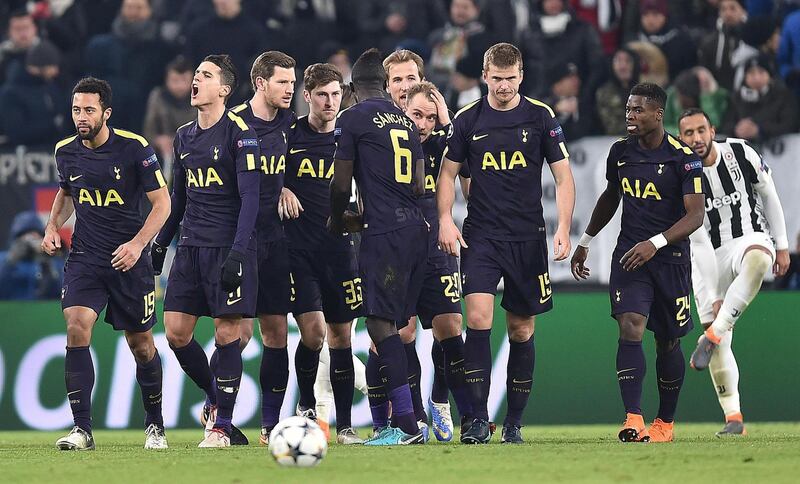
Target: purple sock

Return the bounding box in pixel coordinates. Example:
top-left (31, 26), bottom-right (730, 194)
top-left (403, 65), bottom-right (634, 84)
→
top-left (404, 342), bottom-right (427, 421)
top-left (260, 345), bottom-right (288, 428)
top-left (617, 339), bottom-right (646, 415)
top-left (440, 335), bottom-right (472, 419)
top-left (136, 350), bottom-right (164, 427)
top-left (377, 335), bottom-right (418, 435)
top-left (171, 338), bottom-right (216, 405)
top-left (329, 347), bottom-right (355, 432)
top-left (505, 336), bottom-right (535, 427)
top-left (212, 339), bottom-right (242, 433)
top-left (430, 340), bottom-right (449, 404)
top-left (65, 346), bottom-right (94, 433)
top-left (366, 349), bottom-right (389, 430)
top-left (207, 349), bottom-right (219, 407)
top-left (656, 341), bottom-right (685, 423)
top-left (295, 341), bottom-right (320, 410)
top-left (464, 328), bottom-right (492, 420)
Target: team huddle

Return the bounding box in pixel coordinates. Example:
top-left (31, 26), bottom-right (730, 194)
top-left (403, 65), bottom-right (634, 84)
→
top-left (40, 41), bottom-right (789, 450)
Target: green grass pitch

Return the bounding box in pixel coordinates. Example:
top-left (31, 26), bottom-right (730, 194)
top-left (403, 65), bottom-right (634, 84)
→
top-left (2, 423), bottom-right (798, 483)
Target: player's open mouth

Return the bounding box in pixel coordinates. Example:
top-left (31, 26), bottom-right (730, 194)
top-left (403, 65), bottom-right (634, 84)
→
top-left (191, 84), bottom-right (199, 97)
top-left (626, 124), bottom-right (637, 133)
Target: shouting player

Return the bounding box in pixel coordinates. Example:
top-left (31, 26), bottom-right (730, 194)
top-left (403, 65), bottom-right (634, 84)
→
top-left (678, 108), bottom-right (790, 436)
top-left (153, 55), bottom-right (261, 448)
top-left (570, 83), bottom-right (705, 443)
top-left (44, 77), bottom-right (171, 450)
top-left (330, 48), bottom-right (427, 445)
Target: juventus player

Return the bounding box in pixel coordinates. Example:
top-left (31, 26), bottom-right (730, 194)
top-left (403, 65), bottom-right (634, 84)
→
top-left (678, 108), bottom-right (789, 436)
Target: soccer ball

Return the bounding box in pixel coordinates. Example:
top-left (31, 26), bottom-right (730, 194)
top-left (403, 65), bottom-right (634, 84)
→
top-left (268, 416), bottom-right (328, 467)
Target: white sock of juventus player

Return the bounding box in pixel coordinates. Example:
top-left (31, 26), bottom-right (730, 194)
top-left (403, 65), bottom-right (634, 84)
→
top-left (708, 330), bottom-right (741, 419)
top-left (708, 249), bottom-right (772, 339)
top-left (314, 343), bottom-right (368, 432)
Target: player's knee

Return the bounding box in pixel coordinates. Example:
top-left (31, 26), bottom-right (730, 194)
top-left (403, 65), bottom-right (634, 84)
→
top-left (65, 315), bottom-right (92, 346)
top-left (238, 320), bottom-right (254, 349)
top-left (327, 324), bottom-right (351, 349)
top-left (507, 324), bottom-right (533, 342)
top-left (165, 328), bottom-right (192, 348)
top-left (432, 314), bottom-right (463, 340)
top-left (467, 309), bottom-right (492, 329)
top-left (617, 315), bottom-right (645, 341)
top-left (655, 338), bottom-right (679, 354)
top-left (399, 321), bottom-right (416, 344)
top-left (742, 248), bottom-right (772, 278)
top-left (301, 326), bottom-right (325, 351)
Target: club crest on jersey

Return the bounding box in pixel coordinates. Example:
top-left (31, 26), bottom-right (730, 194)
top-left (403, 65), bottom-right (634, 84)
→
top-left (109, 166), bottom-right (122, 180)
top-left (520, 129), bottom-right (529, 143)
top-left (429, 155), bottom-right (436, 167)
top-left (142, 154), bottom-right (158, 167)
top-left (211, 146), bottom-right (220, 161)
top-left (657, 164), bottom-right (664, 175)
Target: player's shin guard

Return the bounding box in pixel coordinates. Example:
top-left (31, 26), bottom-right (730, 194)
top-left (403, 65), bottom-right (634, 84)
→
top-left (212, 339), bottom-right (242, 434)
top-left (655, 341), bottom-right (684, 423)
top-left (366, 349), bottom-right (389, 430)
top-left (260, 345), bottom-right (288, 428)
top-left (505, 336), bottom-right (535, 427)
top-left (709, 330), bottom-right (741, 417)
top-left (171, 338), bottom-right (216, 405)
top-left (464, 328), bottom-right (492, 420)
top-left (65, 346), bottom-right (94, 433)
top-left (709, 250), bottom-right (771, 339)
top-left (404, 342), bottom-right (427, 421)
top-left (329, 347), bottom-right (355, 432)
top-left (431, 340), bottom-right (449, 404)
top-left (377, 335), bottom-right (418, 435)
top-left (136, 350), bottom-right (164, 428)
top-left (440, 335), bottom-right (472, 418)
top-left (295, 341), bottom-right (321, 410)
top-left (617, 339), bottom-right (646, 415)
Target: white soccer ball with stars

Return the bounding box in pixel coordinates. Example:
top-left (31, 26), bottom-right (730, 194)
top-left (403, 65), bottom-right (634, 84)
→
top-left (268, 416), bottom-right (328, 467)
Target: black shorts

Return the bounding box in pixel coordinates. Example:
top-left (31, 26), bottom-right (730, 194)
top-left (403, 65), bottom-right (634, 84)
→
top-left (416, 229), bottom-right (462, 328)
top-left (257, 239), bottom-right (291, 315)
top-left (164, 246), bottom-right (257, 318)
top-left (61, 256), bottom-right (157, 332)
top-left (290, 247), bottom-right (364, 323)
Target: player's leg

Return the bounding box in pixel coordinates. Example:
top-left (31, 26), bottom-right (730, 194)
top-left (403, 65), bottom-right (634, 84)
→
top-left (708, 329), bottom-right (746, 435)
top-left (431, 313), bottom-right (469, 442)
top-left (365, 343), bottom-right (389, 435)
top-left (165, 311), bottom-right (210, 405)
top-left (258, 314), bottom-right (289, 443)
top-left (501, 312), bottom-right (535, 444)
top-left (124, 329), bottom-right (167, 449)
top-left (430, 339), bottom-right (448, 407)
top-left (295, 311), bottom-right (325, 418)
top-left (327, 320), bottom-right (363, 444)
top-left (615, 311), bottom-right (649, 442)
top-left (314, 341), bottom-right (333, 439)
top-left (398, 318), bottom-right (427, 432)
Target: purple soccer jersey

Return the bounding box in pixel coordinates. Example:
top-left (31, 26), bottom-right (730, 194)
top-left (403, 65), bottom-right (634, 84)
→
top-left (605, 134), bottom-right (704, 265)
top-left (445, 96), bottom-right (569, 241)
top-left (55, 128), bottom-right (166, 267)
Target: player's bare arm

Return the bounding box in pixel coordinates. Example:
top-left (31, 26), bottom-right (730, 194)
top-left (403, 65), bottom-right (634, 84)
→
top-left (549, 158), bottom-right (575, 261)
top-left (621, 193), bottom-right (705, 271)
top-left (41, 188), bottom-right (75, 256)
top-left (111, 186), bottom-right (171, 272)
top-left (436, 156), bottom-right (467, 256)
top-left (570, 181), bottom-right (622, 281)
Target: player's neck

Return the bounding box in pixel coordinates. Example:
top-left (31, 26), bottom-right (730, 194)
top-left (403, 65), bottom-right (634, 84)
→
top-left (196, 102), bottom-right (226, 129)
top-left (249, 94), bottom-right (279, 122)
top-left (487, 93), bottom-right (520, 111)
top-left (704, 142), bottom-right (718, 167)
top-left (355, 88), bottom-right (385, 102)
top-left (81, 124), bottom-right (111, 149)
top-left (637, 127), bottom-right (664, 150)
top-left (308, 112), bottom-right (334, 133)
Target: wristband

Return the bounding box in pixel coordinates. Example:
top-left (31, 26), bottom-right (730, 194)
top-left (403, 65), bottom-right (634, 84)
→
top-left (649, 233), bottom-right (668, 250)
top-left (578, 232), bottom-right (594, 248)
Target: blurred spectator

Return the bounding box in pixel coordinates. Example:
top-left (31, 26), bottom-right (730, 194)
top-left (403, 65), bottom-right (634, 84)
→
top-left (722, 54), bottom-right (798, 141)
top-left (84, 0), bottom-right (126, 38)
top-left (543, 62), bottom-right (598, 140)
top-left (774, 231), bottom-right (800, 290)
top-left (29, 0), bottom-right (89, 81)
top-left (84, 0), bottom-right (174, 131)
top-left (0, 9), bottom-right (40, 84)
top-left (625, 40), bottom-right (669, 86)
top-left (664, 67), bottom-right (728, 134)
top-left (478, 0), bottom-right (533, 44)
top-left (731, 14), bottom-right (779, 90)
top-left (570, 0), bottom-right (624, 55)
top-left (446, 50), bottom-right (485, 109)
top-left (778, 8), bottom-right (800, 97)
top-left (183, 0), bottom-right (267, 103)
top-left (0, 40), bottom-right (69, 146)
top-left (358, 0), bottom-right (447, 55)
top-left (699, 0), bottom-right (749, 90)
top-left (629, 0), bottom-right (697, 81)
top-left (277, 0), bottom-right (361, 69)
top-left (596, 47), bottom-right (641, 135)
top-left (520, 0), bottom-right (605, 99)
top-left (143, 56), bottom-right (194, 172)
top-left (0, 211), bottom-right (63, 300)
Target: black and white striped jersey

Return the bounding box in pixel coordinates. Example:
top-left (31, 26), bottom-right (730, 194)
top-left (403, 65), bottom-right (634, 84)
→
top-left (702, 138), bottom-right (771, 249)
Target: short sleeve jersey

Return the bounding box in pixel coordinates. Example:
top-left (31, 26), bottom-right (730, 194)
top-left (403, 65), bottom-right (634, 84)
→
top-left (605, 134), bottom-right (704, 264)
top-left (173, 111), bottom-right (260, 249)
top-left (445, 96), bottom-right (569, 241)
top-left (334, 97), bottom-right (426, 234)
top-left (55, 128), bottom-right (167, 267)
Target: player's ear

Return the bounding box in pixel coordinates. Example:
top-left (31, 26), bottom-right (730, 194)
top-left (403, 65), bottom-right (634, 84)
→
top-left (220, 84), bottom-right (231, 99)
top-left (103, 107), bottom-right (112, 122)
top-left (303, 89), bottom-right (311, 104)
top-left (656, 107), bottom-right (664, 121)
top-left (255, 76), bottom-right (265, 92)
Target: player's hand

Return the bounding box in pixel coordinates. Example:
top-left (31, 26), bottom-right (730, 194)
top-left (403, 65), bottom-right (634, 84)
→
top-left (430, 88), bottom-right (451, 126)
top-left (111, 239), bottom-right (145, 272)
top-left (439, 218), bottom-right (467, 256)
top-left (220, 249), bottom-right (245, 293)
top-left (278, 187), bottom-right (304, 220)
top-left (570, 246), bottom-right (590, 281)
top-left (712, 299), bottom-right (723, 318)
top-left (151, 242), bottom-right (168, 276)
top-left (553, 227), bottom-right (571, 261)
top-left (342, 210), bottom-right (363, 233)
top-left (621, 241), bottom-right (657, 271)
top-left (41, 224), bottom-right (61, 256)
top-left (774, 249), bottom-right (790, 276)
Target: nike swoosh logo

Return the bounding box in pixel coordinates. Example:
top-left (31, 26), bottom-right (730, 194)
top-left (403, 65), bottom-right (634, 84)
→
top-left (67, 390), bottom-right (81, 396)
top-left (539, 294), bottom-right (552, 304)
top-left (450, 359), bottom-right (464, 366)
top-left (272, 387), bottom-right (286, 393)
top-left (334, 369), bottom-right (352, 374)
top-left (472, 134), bottom-right (488, 141)
top-left (367, 386), bottom-right (384, 390)
top-left (617, 161), bottom-right (626, 166)
top-left (226, 297), bottom-right (242, 305)
top-left (180, 153), bottom-right (190, 159)
top-left (350, 301), bottom-right (363, 310)
top-left (141, 314), bottom-right (152, 324)
top-left (512, 378), bottom-right (533, 384)
top-left (617, 368), bottom-right (637, 375)
top-left (289, 148), bottom-right (307, 154)
top-left (148, 393), bottom-right (162, 399)
top-left (237, 263), bottom-right (242, 277)
top-left (658, 377), bottom-right (682, 384)
top-left (69, 174), bottom-right (83, 181)
top-left (464, 369), bottom-right (482, 375)
top-left (679, 319), bottom-right (688, 327)
top-left (217, 377), bottom-right (240, 383)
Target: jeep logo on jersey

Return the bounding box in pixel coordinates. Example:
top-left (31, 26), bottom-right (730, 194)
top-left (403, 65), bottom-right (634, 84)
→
top-left (706, 190), bottom-right (742, 211)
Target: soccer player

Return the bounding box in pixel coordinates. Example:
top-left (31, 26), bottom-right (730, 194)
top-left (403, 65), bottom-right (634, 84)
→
top-left (570, 83), bottom-right (705, 443)
top-left (43, 77), bottom-right (171, 450)
top-left (152, 55), bottom-right (261, 448)
top-left (678, 108), bottom-right (790, 436)
top-left (282, 62), bottom-right (365, 444)
top-left (438, 43), bottom-right (576, 444)
top-left (330, 48), bottom-right (427, 445)
top-left (226, 51), bottom-right (298, 445)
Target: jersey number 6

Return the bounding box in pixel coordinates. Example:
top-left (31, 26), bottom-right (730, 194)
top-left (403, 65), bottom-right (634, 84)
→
top-left (390, 129), bottom-right (412, 184)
